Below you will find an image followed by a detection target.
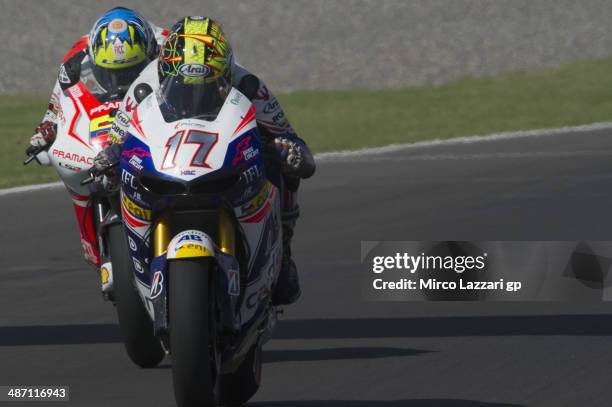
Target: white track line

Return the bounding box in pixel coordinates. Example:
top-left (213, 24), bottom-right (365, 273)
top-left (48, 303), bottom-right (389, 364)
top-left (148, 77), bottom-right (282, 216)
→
top-left (3, 121), bottom-right (611, 197)
top-left (0, 181), bottom-right (63, 196)
top-left (316, 121), bottom-right (612, 162)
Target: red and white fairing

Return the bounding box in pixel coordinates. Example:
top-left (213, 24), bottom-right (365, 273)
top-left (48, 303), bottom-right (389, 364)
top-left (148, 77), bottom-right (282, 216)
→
top-left (48, 82), bottom-right (119, 266)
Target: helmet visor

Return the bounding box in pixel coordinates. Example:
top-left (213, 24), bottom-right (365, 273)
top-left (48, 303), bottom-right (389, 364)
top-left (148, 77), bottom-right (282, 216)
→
top-left (92, 62), bottom-right (146, 99)
top-left (158, 74), bottom-right (231, 122)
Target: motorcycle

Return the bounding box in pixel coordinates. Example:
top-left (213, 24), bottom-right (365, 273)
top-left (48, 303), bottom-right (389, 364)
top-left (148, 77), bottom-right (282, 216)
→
top-left (85, 80), bottom-right (283, 406)
top-left (25, 65), bottom-right (165, 366)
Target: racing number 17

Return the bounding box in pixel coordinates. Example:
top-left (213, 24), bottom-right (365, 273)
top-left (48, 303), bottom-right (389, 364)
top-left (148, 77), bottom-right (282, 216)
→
top-left (162, 130), bottom-right (218, 169)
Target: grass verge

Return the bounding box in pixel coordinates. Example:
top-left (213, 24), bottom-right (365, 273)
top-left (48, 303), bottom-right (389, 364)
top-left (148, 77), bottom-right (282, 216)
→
top-left (4, 56), bottom-right (612, 188)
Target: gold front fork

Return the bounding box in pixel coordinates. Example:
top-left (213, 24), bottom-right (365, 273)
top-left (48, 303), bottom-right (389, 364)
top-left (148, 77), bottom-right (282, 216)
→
top-left (218, 208), bottom-right (235, 256)
top-left (154, 212), bottom-right (171, 257)
top-left (153, 209), bottom-right (235, 257)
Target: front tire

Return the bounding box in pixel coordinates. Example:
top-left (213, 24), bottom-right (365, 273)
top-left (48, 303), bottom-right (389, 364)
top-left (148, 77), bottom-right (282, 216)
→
top-left (170, 258), bottom-right (218, 407)
top-left (218, 344), bottom-right (262, 406)
top-left (108, 224), bottom-right (165, 368)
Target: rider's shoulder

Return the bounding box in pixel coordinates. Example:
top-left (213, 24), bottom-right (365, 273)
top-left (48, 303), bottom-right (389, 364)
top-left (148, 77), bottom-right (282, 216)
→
top-left (232, 62), bottom-right (256, 83)
top-left (57, 35), bottom-right (88, 91)
top-left (62, 35), bottom-right (88, 64)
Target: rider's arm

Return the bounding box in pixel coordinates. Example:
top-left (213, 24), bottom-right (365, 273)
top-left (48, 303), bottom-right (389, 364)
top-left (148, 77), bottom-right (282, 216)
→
top-left (42, 80), bottom-right (62, 124)
top-left (234, 65), bottom-right (315, 179)
top-left (252, 81), bottom-right (315, 179)
top-left (28, 80), bottom-right (62, 166)
top-left (29, 37), bottom-right (87, 165)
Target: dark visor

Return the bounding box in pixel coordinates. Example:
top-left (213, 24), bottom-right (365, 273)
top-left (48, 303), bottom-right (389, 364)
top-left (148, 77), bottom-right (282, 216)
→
top-left (158, 75), bottom-right (231, 122)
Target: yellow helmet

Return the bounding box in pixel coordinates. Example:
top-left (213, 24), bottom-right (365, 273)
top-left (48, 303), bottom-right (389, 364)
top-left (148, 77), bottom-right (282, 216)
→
top-left (157, 17), bottom-right (235, 121)
top-left (159, 16), bottom-right (234, 85)
top-left (88, 7), bottom-right (154, 69)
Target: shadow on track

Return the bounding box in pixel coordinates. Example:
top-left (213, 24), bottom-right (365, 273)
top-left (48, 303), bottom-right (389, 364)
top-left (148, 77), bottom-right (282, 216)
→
top-left (250, 400), bottom-right (526, 406)
top-left (153, 347), bottom-right (431, 369)
top-left (264, 347), bottom-right (433, 363)
top-left (1, 313), bottom-right (612, 347)
top-left (0, 323), bottom-right (120, 346)
top-left (275, 314), bottom-right (612, 339)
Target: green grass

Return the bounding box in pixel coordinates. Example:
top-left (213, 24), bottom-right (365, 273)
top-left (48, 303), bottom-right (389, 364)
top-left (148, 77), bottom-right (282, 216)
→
top-left (5, 56), bottom-right (612, 188)
top-left (280, 57), bottom-right (612, 152)
top-left (0, 95), bottom-right (56, 188)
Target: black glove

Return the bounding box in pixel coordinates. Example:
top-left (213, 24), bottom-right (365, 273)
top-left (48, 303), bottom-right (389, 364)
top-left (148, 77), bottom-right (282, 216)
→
top-left (93, 143), bottom-right (122, 174)
top-left (273, 136), bottom-right (316, 178)
top-left (92, 144), bottom-right (122, 191)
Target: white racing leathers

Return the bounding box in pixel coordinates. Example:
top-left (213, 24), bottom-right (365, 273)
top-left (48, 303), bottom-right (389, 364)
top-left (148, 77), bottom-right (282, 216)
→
top-left (36, 22), bottom-right (168, 165)
top-left (31, 23), bottom-right (167, 266)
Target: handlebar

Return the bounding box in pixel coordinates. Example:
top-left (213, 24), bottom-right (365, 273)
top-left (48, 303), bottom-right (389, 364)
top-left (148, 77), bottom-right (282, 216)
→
top-left (80, 162), bottom-right (119, 186)
top-left (23, 145), bottom-right (47, 165)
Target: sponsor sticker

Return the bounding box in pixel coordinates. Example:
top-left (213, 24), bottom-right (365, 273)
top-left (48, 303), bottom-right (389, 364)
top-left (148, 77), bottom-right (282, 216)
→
top-left (113, 39), bottom-right (126, 58)
top-left (228, 269), bottom-right (240, 296)
top-left (122, 194), bottom-right (152, 221)
top-left (52, 149), bottom-right (93, 165)
top-left (70, 85), bottom-right (83, 98)
top-left (175, 244), bottom-right (210, 258)
top-left (241, 164), bottom-right (262, 184)
top-left (263, 99), bottom-right (279, 114)
top-left (90, 101), bottom-right (122, 116)
top-left (124, 97), bottom-right (137, 113)
top-left (108, 18), bottom-right (127, 33)
top-left (128, 236), bottom-right (138, 252)
top-left (133, 258), bottom-right (144, 274)
top-left (150, 271), bottom-right (163, 299)
top-left (178, 233), bottom-right (204, 243)
top-left (179, 64), bottom-right (210, 77)
top-left (231, 135), bottom-right (259, 166)
top-left (172, 231), bottom-right (213, 258)
top-left (240, 182), bottom-right (270, 217)
top-left (121, 169), bottom-right (136, 188)
top-left (129, 155), bottom-right (143, 171)
top-left (230, 92), bottom-right (243, 105)
top-left (58, 65), bottom-right (70, 84)
top-left (100, 266), bottom-right (110, 285)
top-left (115, 110), bottom-right (130, 126)
top-left (122, 147), bottom-right (151, 159)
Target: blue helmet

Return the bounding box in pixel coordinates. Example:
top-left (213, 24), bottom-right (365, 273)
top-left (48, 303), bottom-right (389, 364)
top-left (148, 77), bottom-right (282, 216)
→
top-left (86, 7), bottom-right (157, 97)
top-left (87, 7), bottom-right (156, 69)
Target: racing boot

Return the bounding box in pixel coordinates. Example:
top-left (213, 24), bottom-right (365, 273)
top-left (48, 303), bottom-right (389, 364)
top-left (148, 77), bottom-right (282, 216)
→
top-left (272, 187), bottom-right (301, 305)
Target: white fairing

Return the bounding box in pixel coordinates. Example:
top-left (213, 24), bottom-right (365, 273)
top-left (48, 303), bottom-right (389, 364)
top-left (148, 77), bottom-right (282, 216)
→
top-left (133, 88), bottom-right (256, 178)
top-left (132, 88), bottom-right (282, 325)
top-left (50, 84), bottom-right (117, 195)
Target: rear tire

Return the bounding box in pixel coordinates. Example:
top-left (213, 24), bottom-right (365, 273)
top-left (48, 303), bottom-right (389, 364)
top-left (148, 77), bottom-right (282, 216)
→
top-left (218, 344), bottom-right (262, 406)
top-left (108, 224), bottom-right (165, 368)
top-left (170, 258), bottom-right (218, 407)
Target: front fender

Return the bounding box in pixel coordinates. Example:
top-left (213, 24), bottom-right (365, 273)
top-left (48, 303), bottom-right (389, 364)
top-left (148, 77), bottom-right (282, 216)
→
top-left (163, 229), bottom-right (241, 335)
top-left (166, 230), bottom-right (216, 259)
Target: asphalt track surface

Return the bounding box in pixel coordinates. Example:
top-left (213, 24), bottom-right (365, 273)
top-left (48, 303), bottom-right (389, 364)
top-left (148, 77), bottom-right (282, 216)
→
top-left (3, 129), bottom-right (612, 406)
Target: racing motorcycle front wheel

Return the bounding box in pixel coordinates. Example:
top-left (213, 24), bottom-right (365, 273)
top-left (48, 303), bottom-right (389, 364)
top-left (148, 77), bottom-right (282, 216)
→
top-left (108, 224), bottom-right (165, 368)
top-left (169, 258), bottom-right (219, 407)
top-left (218, 343), bottom-right (262, 406)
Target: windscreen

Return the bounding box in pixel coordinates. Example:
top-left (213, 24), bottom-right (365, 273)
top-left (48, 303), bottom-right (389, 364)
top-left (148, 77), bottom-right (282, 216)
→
top-left (157, 75), bottom-right (231, 122)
